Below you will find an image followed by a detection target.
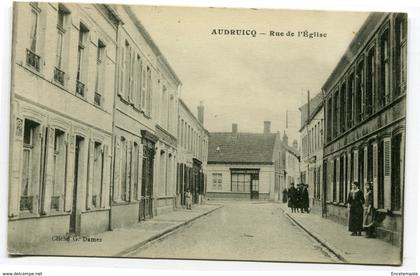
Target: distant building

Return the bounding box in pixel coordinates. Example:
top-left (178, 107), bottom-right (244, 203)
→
top-left (206, 122), bottom-right (296, 201)
top-left (176, 100), bottom-right (209, 206)
top-left (299, 92), bottom-right (324, 214)
top-left (280, 132), bottom-right (300, 196)
top-left (322, 13), bottom-right (406, 246)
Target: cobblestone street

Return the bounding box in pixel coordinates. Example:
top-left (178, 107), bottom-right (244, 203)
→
top-left (128, 201), bottom-right (333, 263)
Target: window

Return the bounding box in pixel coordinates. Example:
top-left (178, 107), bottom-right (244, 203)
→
top-left (20, 119), bottom-right (41, 212)
top-left (347, 73), bottom-right (354, 128)
top-left (51, 129), bottom-right (66, 211)
top-left (365, 47), bottom-right (375, 116)
top-left (94, 40), bottom-right (106, 106)
top-left (212, 173), bottom-right (222, 190)
top-left (379, 28), bottom-right (390, 106)
top-left (76, 23), bottom-right (89, 96)
top-left (231, 173), bottom-right (250, 192)
top-left (333, 90), bottom-right (339, 137)
top-left (27, 3), bottom-right (41, 70)
top-left (395, 14), bottom-right (407, 96)
top-left (378, 140), bottom-right (384, 209)
top-left (355, 60), bottom-right (364, 123)
top-left (54, 4), bottom-right (69, 85)
top-left (340, 82), bottom-right (346, 133)
top-left (327, 97), bottom-right (332, 141)
top-left (136, 55), bottom-right (142, 109)
top-left (92, 142), bottom-right (103, 208)
top-left (146, 66), bottom-right (152, 116)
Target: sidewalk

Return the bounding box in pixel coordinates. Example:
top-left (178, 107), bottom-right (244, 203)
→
top-left (11, 204), bottom-right (222, 257)
top-left (279, 204), bottom-right (401, 265)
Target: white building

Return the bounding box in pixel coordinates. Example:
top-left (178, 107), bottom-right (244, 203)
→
top-left (299, 92), bottom-right (324, 214)
top-left (9, 2), bottom-right (119, 249)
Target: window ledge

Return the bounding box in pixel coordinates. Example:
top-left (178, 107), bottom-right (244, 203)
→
top-left (82, 207), bottom-right (110, 214)
top-left (111, 201), bottom-right (138, 207)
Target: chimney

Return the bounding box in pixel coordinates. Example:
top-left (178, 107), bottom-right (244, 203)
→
top-left (264, 121), bottom-right (271, 134)
top-left (232, 123), bottom-right (238, 134)
top-left (197, 101), bottom-right (204, 124)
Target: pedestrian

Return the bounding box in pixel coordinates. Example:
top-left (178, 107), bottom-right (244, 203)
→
top-left (363, 182), bottom-right (376, 238)
top-left (185, 189), bottom-right (192, 210)
top-left (287, 183), bottom-right (297, 213)
top-left (347, 181), bottom-right (365, 236)
top-left (282, 187), bottom-right (288, 203)
top-left (294, 183), bottom-right (303, 213)
top-left (302, 184), bottom-right (310, 213)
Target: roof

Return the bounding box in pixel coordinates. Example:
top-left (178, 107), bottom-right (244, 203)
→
top-left (179, 99), bottom-right (209, 135)
top-left (123, 6), bottom-right (182, 86)
top-left (208, 132), bottom-right (277, 164)
top-left (283, 143), bottom-right (300, 158)
top-left (299, 92), bottom-right (323, 131)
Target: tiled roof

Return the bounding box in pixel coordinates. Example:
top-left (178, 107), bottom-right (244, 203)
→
top-left (208, 132), bottom-right (277, 164)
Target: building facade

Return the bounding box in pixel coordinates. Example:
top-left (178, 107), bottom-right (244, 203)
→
top-left (322, 13), bottom-right (407, 246)
top-left (9, 2), bottom-right (119, 247)
top-left (299, 92), bottom-right (324, 214)
top-left (176, 100), bottom-right (209, 206)
top-left (109, 5), bottom-right (181, 229)
top-left (206, 122), bottom-right (285, 201)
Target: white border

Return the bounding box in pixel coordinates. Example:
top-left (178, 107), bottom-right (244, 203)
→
top-left (0, 0), bottom-right (418, 275)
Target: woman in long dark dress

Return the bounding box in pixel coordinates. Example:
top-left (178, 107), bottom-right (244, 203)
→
top-left (287, 183), bottom-right (297, 213)
top-left (347, 181), bottom-right (365, 236)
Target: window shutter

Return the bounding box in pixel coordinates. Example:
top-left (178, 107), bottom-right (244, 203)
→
top-left (354, 150), bottom-right (359, 182)
top-left (118, 45), bottom-right (124, 97)
top-left (347, 153), bottom-right (351, 197)
top-left (113, 136), bottom-right (122, 202)
top-left (129, 141), bottom-right (135, 201)
top-left (10, 117), bottom-right (24, 217)
top-left (101, 144), bottom-right (110, 208)
top-left (336, 157), bottom-right (340, 202)
top-left (373, 143), bottom-right (378, 208)
top-left (138, 143), bottom-right (144, 200)
top-left (330, 160), bottom-right (334, 201)
top-left (383, 138), bottom-right (391, 209)
top-left (364, 146), bottom-right (368, 191)
top-left (86, 139), bottom-right (95, 210)
top-left (42, 127), bottom-right (55, 215)
top-left (65, 134), bottom-right (75, 212)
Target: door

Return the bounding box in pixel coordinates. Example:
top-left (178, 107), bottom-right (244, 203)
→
top-left (69, 136), bottom-right (82, 234)
top-left (250, 174), bottom-right (259, 200)
top-left (140, 141), bottom-right (154, 220)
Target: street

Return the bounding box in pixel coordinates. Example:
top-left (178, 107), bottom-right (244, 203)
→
top-left (127, 201), bottom-right (333, 262)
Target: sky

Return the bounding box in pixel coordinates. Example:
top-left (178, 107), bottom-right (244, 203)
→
top-left (132, 5), bottom-right (369, 144)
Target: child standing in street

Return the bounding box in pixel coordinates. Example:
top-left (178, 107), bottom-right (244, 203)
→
top-left (186, 190), bottom-right (192, 210)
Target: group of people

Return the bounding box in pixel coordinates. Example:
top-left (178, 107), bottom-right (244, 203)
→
top-left (347, 181), bottom-right (376, 238)
top-left (284, 183), bottom-right (310, 213)
top-left (283, 181), bottom-right (377, 238)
